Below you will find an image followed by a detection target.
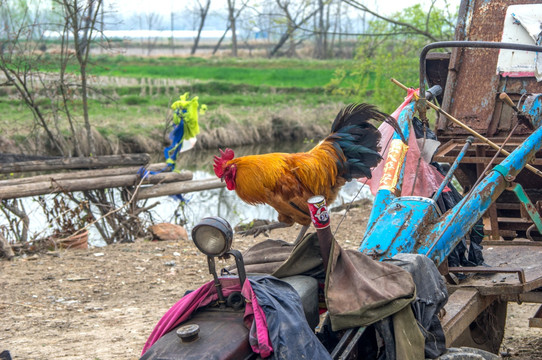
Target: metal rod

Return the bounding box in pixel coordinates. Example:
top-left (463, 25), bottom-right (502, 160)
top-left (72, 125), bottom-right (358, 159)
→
top-left (507, 183), bottom-right (542, 236)
top-left (390, 78), bottom-right (542, 178)
top-left (331, 328), bottom-right (354, 359)
top-left (432, 136), bottom-right (474, 201)
top-left (293, 225), bottom-right (309, 245)
top-left (227, 249), bottom-right (247, 287)
top-left (338, 327), bottom-right (366, 360)
top-left (207, 256), bottom-right (226, 303)
top-left (419, 41), bottom-right (542, 97)
top-left (426, 122), bottom-right (519, 258)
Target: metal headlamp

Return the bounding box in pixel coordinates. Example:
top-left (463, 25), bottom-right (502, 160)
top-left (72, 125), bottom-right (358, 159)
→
top-left (192, 217), bottom-right (233, 257)
top-left (191, 217), bottom-right (246, 308)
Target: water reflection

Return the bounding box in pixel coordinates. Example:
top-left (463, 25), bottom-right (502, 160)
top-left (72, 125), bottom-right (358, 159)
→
top-left (1, 142), bottom-right (373, 247)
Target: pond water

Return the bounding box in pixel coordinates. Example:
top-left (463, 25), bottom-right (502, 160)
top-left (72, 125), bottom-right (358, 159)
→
top-left (2, 142), bottom-right (373, 247)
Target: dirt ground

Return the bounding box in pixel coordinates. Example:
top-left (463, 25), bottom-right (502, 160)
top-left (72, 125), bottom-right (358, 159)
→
top-left (1, 205), bottom-right (541, 360)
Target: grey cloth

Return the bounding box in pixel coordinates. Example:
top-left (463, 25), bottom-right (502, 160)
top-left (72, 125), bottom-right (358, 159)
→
top-left (385, 254), bottom-right (448, 359)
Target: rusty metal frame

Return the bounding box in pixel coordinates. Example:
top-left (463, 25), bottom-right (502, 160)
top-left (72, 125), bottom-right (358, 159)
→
top-left (448, 266), bottom-right (526, 284)
top-left (433, 139), bottom-right (542, 165)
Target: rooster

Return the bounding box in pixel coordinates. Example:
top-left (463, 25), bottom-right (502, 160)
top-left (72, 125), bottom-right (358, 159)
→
top-left (213, 103), bottom-right (402, 238)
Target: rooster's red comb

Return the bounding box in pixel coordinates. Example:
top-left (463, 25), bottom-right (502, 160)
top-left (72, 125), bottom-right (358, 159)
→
top-left (213, 148), bottom-right (235, 178)
top-left (218, 148), bottom-right (234, 161)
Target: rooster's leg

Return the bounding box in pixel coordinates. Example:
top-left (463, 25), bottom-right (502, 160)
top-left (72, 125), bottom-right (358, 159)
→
top-left (237, 221), bottom-right (291, 238)
top-left (293, 225), bottom-right (309, 245)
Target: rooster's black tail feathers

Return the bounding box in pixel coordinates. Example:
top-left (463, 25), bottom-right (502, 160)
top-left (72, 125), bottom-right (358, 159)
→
top-left (329, 103), bottom-right (403, 180)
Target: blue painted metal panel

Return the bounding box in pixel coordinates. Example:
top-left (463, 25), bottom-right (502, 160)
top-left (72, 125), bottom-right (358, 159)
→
top-left (359, 196), bottom-right (440, 259)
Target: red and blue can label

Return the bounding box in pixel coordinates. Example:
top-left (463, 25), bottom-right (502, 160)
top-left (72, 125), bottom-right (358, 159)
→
top-left (307, 195), bottom-right (330, 229)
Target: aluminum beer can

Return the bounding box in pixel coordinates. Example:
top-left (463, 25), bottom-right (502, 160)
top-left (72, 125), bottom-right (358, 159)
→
top-left (307, 195), bottom-right (330, 229)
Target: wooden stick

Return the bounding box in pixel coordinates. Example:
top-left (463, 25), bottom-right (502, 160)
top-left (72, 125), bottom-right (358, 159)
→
top-left (0, 170), bottom-right (193, 200)
top-left (390, 78), bottom-right (542, 178)
top-left (0, 153), bottom-right (151, 174)
top-left (0, 163), bottom-right (168, 186)
top-left (136, 178), bottom-right (225, 200)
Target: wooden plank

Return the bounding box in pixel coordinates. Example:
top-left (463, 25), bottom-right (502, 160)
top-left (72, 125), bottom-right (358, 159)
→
top-left (441, 289), bottom-right (494, 347)
top-left (503, 291), bottom-right (542, 303)
top-left (0, 163), bottom-right (168, 186)
top-left (497, 217), bottom-right (533, 223)
top-left (0, 154), bottom-right (151, 174)
top-left (433, 139), bottom-right (457, 158)
top-left (136, 178), bottom-right (225, 200)
top-left (0, 170), bottom-right (192, 199)
top-left (488, 204), bottom-right (501, 240)
top-left (529, 305), bottom-right (542, 328)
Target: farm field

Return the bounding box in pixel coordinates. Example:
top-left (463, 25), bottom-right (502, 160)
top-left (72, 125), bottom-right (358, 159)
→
top-left (0, 55), bottom-right (368, 155)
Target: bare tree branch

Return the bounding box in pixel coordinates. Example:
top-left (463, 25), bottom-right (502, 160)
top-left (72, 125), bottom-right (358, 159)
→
top-left (341, 0), bottom-right (440, 42)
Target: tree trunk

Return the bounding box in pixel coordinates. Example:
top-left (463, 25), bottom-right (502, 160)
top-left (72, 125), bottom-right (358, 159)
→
top-left (270, 5), bottom-right (319, 57)
top-left (213, 26), bottom-right (231, 55)
top-left (191, 0), bottom-right (210, 55)
top-left (0, 163), bottom-right (167, 186)
top-left (0, 171), bottom-right (193, 200)
top-left (315, 0), bottom-right (324, 58)
top-left (0, 154), bottom-right (151, 174)
top-left (227, 0), bottom-right (238, 57)
top-left (80, 64), bottom-right (95, 156)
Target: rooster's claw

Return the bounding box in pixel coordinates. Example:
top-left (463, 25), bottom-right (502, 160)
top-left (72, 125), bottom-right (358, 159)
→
top-left (238, 227), bottom-right (270, 238)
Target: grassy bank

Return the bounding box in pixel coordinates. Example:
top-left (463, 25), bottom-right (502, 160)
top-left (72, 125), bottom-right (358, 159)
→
top-left (0, 55), bottom-right (366, 154)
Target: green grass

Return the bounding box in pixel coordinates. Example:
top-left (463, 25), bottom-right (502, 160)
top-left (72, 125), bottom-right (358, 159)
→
top-left (73, 56), bottom-right (351, 88)
top-left (2, 55), bottom-right (366, 144)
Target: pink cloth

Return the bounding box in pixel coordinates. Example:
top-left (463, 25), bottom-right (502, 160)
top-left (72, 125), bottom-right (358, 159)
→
top-left (363, 89), bottom-right (445, 197)
top-left (242, 279), bottom-right (273, 357)
top-left (141, 277), bottom-right (272, 357)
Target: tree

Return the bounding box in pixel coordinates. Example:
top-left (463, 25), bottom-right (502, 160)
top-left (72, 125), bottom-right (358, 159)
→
top-left (327, 2), bottom-right (456, 112)
top-left (270, 0), bottom-right (320, 57)
top-left (313, 0), bottom-right (331, 59)
top-left (212, 0), bottom-right (248, 55)
top-left (134, 11), bottom-right (163, 56)
top-left (56, 0), bottom-right (104, 156)
top-left (0, 1), bottom-right (68, 155)
top-left (191, 0), bottom-right (211, 55)
top-left (0, 0), bottom-right (108, 156)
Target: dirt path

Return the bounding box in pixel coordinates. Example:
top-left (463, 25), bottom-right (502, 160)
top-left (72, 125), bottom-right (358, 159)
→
top-left (1, 206), bottom-right (541, 359)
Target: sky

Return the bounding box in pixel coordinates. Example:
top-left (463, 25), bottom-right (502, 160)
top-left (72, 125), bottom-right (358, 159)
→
top-left (106, 0), bottom-right (461, 25)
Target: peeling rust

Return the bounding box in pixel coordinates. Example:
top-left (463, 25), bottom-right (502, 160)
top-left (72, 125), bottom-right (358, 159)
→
top-left (439, 0), bottom-right (542, 138)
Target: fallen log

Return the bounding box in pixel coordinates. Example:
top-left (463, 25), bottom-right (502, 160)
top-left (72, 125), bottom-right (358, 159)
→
top-left (0, 170), bottom-right (192, 200)
top-left (0, 163), bottom-right (168, 186)
top-left (0, 154), bottom-right (151, 174)
top-left (136, 178), bottom-right (225, 200)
